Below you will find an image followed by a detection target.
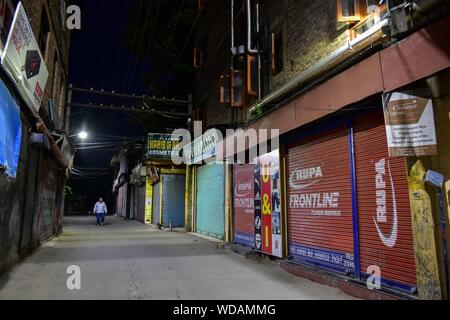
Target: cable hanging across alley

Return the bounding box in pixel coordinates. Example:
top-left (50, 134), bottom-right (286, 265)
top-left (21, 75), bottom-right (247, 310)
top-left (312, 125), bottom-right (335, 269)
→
top-left (148, 0), bottom-right (185, 91)
top-left (160, 9), bottom-right (202, 93)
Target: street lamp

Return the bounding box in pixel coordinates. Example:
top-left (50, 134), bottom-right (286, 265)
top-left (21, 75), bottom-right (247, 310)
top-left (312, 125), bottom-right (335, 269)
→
top-left (69, 131), bottom-right (89, 140)
top-left (78, 131), bottom-right (88, 140)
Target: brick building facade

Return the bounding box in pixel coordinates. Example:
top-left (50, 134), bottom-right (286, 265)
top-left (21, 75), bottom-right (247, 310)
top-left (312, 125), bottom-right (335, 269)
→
top-left (190, 0), bottom-right (450, 299)
top-left (0, 0), bottom-right (72, 275)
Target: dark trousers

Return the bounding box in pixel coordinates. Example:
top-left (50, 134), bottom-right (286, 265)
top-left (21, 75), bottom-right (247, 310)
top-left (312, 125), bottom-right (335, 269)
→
top-left (96, 212), bottom-right (104, 225)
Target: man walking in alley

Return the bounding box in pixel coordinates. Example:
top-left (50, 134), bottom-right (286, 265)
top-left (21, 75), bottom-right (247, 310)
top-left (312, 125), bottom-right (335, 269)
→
top-left (93, 197), bottom-right (108, 226)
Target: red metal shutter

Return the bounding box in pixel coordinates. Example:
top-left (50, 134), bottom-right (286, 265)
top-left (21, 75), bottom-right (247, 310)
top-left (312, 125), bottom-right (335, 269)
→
top-left (233, 164), bottom-right (255, 247)
top-left (287, 127), bottom-right (355, 273)
top-left (354, 113), bottom-right (417, 291)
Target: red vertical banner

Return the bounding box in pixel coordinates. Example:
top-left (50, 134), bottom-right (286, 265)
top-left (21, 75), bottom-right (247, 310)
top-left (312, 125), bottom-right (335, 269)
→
top-left (260, 156), bottom-right (273, 254)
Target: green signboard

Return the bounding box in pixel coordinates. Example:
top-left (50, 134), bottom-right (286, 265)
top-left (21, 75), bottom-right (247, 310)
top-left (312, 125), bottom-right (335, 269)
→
top-left (147, 133), bottom-right (181, 160)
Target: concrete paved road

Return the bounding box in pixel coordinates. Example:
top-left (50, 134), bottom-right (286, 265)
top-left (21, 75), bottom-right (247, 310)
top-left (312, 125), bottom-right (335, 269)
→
top-left (0, 217), bottom-right (354, 300)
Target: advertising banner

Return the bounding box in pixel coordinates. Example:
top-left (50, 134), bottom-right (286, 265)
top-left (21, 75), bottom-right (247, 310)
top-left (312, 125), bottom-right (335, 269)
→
top-left (147, 133), bottom-right (182, 160)
top-left (254, 150), bottom-right (283, 258)
top-left (0, 2), bottom-right (49, 114)
top-left (144, 177), bottom-right (153, 224)
top-left (383, 92), bottom-right (437, 157)
top-left (233, 164), bottom-right (255, 247)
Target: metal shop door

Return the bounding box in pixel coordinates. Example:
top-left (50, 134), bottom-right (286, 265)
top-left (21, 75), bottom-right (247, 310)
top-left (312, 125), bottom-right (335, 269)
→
top-left (354, 112), bottom-right (417, 292)
top-left (152, 181), bottom-right (161, 225)
top-left (233, 164), bottom-right (255, 248)
top-left (162, 174), bottom-right (186, 227)
top-left (39, 158), bottom-right (59, 242)
top-left (196, 164), bottom-right (225, 240)
top-left (286, 126), bottom-right (355, 274)
top-left (136, 184), bottom-right (146, 224)
top-left (117, 186), bottom-right (123, 216)
top-left (21, 147), bottom-right (40, 251)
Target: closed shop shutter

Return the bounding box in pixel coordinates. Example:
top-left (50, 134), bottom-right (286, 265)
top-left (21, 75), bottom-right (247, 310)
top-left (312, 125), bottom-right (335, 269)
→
top-left (233, 164), bottom-right (255, 247)
top-left (354, 113), bottom-right (417, 291)
top-left (116, 187), bottom-right (123, 216)
top-left (136, 185), bottom-right (146, 224)
top-left (39, 158), bottom-right (58, 242)
top-left (196, 164), bottom-right (225, 239)
top-left (162, 174), bottom-right (186, 227)
top-left (21, 148), bottom-right (40, 251)
top-left (152, 181), bottom-right (161, 225)
top-left (130, 186), bottom-right (135, 219)
top-left (287, 127), bottom-right (355, 273)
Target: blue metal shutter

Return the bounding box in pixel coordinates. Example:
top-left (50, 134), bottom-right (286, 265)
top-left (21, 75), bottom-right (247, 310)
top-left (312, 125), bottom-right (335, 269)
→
top-left (152, 181), bottom-right (161, 225)
top-left (162, 174), bottom-right (186, 227)
top-left (196, 164), bottom-right (225, 239)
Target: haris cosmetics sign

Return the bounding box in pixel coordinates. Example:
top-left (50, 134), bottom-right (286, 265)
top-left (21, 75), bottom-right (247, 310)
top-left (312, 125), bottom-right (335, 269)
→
top-left (0, 2), bottom-right (49, 115)
top-left (383, 92), bottom-right (437, 157)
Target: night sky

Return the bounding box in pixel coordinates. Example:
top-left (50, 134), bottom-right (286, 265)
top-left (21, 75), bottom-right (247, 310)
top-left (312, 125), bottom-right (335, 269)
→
top-left (68, 0), bottom-right (149, 212)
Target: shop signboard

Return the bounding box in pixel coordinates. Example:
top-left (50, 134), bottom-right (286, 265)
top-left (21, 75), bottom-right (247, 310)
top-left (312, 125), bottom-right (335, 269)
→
top-left (383, 92), bottom-right (437, 157)
top-left (254, 150), bottom-right (283, 258)
top-left (0, 2), bottom-right (49, 114)
top-left (147, 133), bottom-right (182, 160)
top-left (147, 165), bottom-right (159, 184)
top-left (144, 177), bottom-right (153, 224)
top-left (184, 129), bottom-right (220, 165)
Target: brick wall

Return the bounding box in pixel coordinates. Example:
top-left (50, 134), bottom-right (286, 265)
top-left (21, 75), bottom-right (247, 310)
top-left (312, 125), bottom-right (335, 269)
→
top-left (194, 0), bottom-right (351, 127)
top-left (264, 0), bottom-right (350, 92)
top-left (194, 0), bottom-right (233, 129)
top-left (22, 0), bottom-right (70, 128)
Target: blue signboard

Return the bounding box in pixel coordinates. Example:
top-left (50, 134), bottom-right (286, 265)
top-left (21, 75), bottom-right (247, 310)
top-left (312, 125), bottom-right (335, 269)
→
top-left (0, 79), bottom-right (21, 178)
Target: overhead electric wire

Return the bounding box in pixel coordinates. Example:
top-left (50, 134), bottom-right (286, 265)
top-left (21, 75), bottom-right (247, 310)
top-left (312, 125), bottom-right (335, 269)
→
top-left (122, 0), bottom-right (145, 93)
top-left (148, 0), bottom-right (185, 91)
top-left (165, 1), bottom-right (223, 91)
top-left (126, 0), bottom-right (155, 93)
top-left (160, 9), bottom-right (202, 93)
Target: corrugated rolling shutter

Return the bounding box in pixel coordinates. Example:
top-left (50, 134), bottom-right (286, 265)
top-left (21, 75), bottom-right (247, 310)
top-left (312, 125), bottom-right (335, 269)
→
top-left (136, 185), bottom-right (146, 224)
top-left (152, 181), bottom-right (161, 225)
top-left (233, 164), bottom-right (255, 247)
top-left (354, 113), bottom-right (417, 291)
top-left (196, 164), bottom-right (225, 239)
top-left (39, 158), bottom-right (58, 242)
top-left (162, 174), bottom-right (186, 227)
top-left (287, 127), bottom-right (355, 273)
top-left (130, 186), bottom-right (135, 220)
top-left (116, 187), bottom-right (123, 216)
top-left (21, 148), bottom-right (39, 251)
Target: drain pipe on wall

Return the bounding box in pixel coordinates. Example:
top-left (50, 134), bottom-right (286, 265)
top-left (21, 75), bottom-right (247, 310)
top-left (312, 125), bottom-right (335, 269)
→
top-left (247, 0), bottom-right (259, 54)
top-left (249, 18), bottom-right (389, 114)
top-left (231, 0), bottom-right (235, 51)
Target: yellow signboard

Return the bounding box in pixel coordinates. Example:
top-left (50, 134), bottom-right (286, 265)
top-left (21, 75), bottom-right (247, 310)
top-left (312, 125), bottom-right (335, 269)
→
top-left (145, 177), bottom-right (153, 224)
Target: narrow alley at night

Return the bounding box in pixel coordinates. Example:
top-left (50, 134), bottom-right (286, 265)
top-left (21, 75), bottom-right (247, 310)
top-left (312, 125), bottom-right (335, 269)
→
top-left (1, 0), bottom-right (450, 311)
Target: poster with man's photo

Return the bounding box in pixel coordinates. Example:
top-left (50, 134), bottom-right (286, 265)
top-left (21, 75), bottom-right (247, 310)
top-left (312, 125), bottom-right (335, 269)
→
top-left (254, 150), bottom-right (283, 258)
